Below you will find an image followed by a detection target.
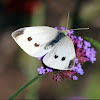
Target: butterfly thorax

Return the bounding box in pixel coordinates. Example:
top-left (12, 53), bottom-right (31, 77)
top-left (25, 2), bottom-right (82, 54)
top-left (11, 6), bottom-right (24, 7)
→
top-left (44, 31), bottom-right (66, 50)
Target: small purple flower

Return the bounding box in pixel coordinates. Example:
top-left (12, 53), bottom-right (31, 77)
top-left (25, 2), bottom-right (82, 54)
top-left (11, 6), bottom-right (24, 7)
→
top-left (91, 48), bottom-right (96, 54)
top-left (76, 67), bottom-right (84, 75)
top-left (60, 27), bottom-right (66, 30)
top-left (86, 48), bottom-right (96, 62)
top-left (84, 40), bottom-right (91, 47)
top-left (71, 66), bottom-right (78, 71)
top-left (37, 66), bottom-right (46, 75)
top-left (77, 42), bottom-right (83, 48)
top-left (70, 35), bottom-right (77, 43)
top-left (73, 75), bottom-right (78, 80)
top-left (38, 57), bottom-right (42, 60)
top-left (90, 57), bottom-right (96, 63)
top-left (53, 73), bottom-right (63, 81)
top-left (83, 40), bottom-right (91, 50)
top-left (46, 68), bottom-right (53, 72)
top-left (68, 30), bottom-right (74, 36)
top-left (78, 36), bottom-right (83, 42)
top-left (54, 26), bottom-right (58, 29)
top-left (56, 76), bottom-right (62, 81)
top-left (75, 58), bottom-right (78, 64)
top-left (80, 71), bottom-right (84, 75)
top-left (77, 63), bottom-right (81, 68)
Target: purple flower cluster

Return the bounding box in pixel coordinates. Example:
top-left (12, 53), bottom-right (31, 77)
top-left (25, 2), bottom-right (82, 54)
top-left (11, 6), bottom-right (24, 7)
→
top-left (37, 66), bottom-right (53, 74)
top-left (37, 27), bottom-right (96, 81)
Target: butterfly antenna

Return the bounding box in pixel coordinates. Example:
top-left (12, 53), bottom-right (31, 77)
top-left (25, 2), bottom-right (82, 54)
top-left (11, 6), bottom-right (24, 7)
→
top-left (65, 11), bottom-right (89, 32)
top-left (66, 11), bottom-right (70, 31)
top-left (70, 28), bottom-right (89, 30)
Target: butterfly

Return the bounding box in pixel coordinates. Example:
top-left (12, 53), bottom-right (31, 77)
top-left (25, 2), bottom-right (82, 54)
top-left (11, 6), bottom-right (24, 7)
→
top-left (11, 26), bottom-right (76, 70)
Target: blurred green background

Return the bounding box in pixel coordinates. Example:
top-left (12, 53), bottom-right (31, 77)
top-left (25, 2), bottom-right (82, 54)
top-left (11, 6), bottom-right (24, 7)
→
top-left (0, 0), bottom-right (100, 99)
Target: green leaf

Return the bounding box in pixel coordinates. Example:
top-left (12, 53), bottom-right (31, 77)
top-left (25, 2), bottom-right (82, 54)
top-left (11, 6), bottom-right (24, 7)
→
top-left (84, 37), bottom-right (100, 50)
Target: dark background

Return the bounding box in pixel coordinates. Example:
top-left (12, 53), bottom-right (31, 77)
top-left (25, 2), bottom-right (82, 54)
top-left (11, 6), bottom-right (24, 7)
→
top-left (0, 0), bottom-right (100, 99)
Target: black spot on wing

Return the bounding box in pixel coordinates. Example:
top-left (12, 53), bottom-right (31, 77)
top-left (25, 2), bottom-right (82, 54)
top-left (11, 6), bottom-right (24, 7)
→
top-left (68, 57), bottom-right (76, 69)
top-left (61, 57), bottom-right (66, 61)
top-left (34, 43), bottom-right (40, 47)
top-left (54, 55), bottom-right (58, 59)
top-left (28, 37), bottom-right (32, 41)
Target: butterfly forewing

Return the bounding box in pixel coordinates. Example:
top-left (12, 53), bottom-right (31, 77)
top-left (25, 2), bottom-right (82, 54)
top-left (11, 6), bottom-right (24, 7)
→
top-left (11, 26), bottom-right (60, 57)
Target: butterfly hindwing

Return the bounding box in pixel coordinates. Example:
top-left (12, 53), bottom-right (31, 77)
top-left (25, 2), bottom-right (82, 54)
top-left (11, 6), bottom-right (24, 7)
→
top-left (43, 36), bottom-right (76, 70)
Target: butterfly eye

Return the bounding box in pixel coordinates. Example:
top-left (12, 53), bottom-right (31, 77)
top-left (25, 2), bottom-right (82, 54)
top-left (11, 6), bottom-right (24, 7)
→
top-left (61, 57), bottom-right (66, 61)
top-left (27, 37), bottom-right (32, 41)
top-left (34, 43), bottom-right (40, 47)
top-left (54, 55), bottom-right (58, 59)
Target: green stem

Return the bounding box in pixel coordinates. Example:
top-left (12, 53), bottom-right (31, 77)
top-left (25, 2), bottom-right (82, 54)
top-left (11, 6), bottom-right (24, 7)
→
top-left (8, 74), bottom-right (42, 100)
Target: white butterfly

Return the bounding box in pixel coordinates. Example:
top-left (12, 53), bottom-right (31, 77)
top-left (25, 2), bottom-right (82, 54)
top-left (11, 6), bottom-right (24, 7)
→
top-left (11, 26), bottom-right (76, 70)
